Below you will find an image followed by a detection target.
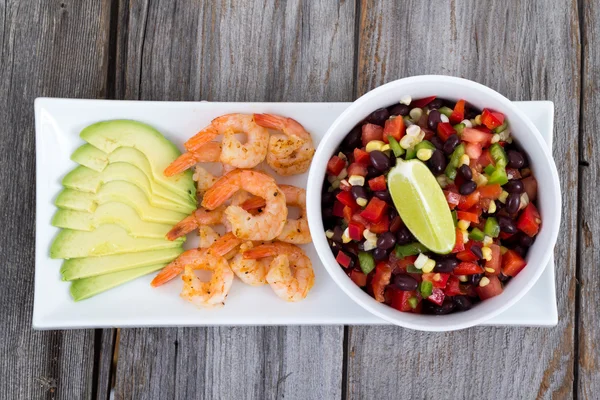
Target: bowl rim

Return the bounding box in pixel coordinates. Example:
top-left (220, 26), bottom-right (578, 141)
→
top-left (306, 75), bottom-right (562, 331)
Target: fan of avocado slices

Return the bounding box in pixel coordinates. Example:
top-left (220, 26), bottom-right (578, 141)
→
top-left (50, 120), bottom-right (195, 301)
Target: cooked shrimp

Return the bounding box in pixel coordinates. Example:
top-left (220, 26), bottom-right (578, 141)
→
top-left (229, 241), bottom-right (270, 286)
top-left (254, 114), bottom-right (315, 176)
top-left (151, 232), bottom-right (242, 287)
top-left (165, 206), bottom-right (225, 241)
top-left (198, 225), bottom-right (221, 248)
top-left (193, 166), bottom-right (218, 199)
top-left (201, 169), bottom-right (287, 241)
top-left (243, 242), bottom-right (314, 302)
top-left (164, 141), bottom-right (221, 177)
top-left (215, 114), bottom-right (269, 169)
top-left (277, 185), bottom-right (311, 244)
top-left (180, 252), bottom-right (234, 308)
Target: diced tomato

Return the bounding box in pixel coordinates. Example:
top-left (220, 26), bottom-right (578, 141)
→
top-left (422, 272), bottom-right (450, 289)
top-left (382, 116), bottom-right (406, 143)
top-left (360, 197), bottom-right (388, 223)
top-left (481, 109), bottom-right (505, 130)
top-left (349, 269), bottom-right (367, 287)
top-left (444, 276), bottom-right (464, 296)
top-left (362, 123), bottom-right (384, 146)
top-left (502, 250), bottom-right (527, 276)
top-left (353, 148), bottom-right (371, 166)
top-left (351, 212), bottom-right (370, 227)
top-left (342, 206), bottom-right (353, 223)
top-left (478, 184), bottom-right (502, 200)
top-left (452, 228), bottom-right (466, 253)
top-left (336, 191), bottom-right (358, 210)
top-left (411, 96), bottom-right (436, 108)
top-left (457, 211), bottom-right (479, 224)
top-left (458, 191), bottom-right (481, 211)
top-left (506, 168), bottom-right (522, 180)
top-left (339, 179), bottom-right (352, 192)
top-left (393, 255), bottom-right (418, 274)
top-left (453, 262), bottom-right (484, 275)
top-left (369, 214), bottom-right (390, 234)
top-left (427, 288), bottom-right (445, 306)
top-left (347, 162), bottom-right (368, 177)
top-left (444, 190), bottom-right (461, 210)
top-left (332, 200), bottom-right (345, 218)
top-left (449, 99), bottom-right (466, 125)
top-left (478, 149), bottom-right (494, 167)
top-left (465, 142), bottom-right (482, 160)
top-left (484, 244), bottom-right (502, 276)
top-left (517, 203), bottom-right (541, 237)
top-left (457, 250), bottom-right (479, 262)
top-left (336, 251), bottom-right (353, 268)
top-left (348, 221), bottom-right (364, 241)
top-left (371, 262), bottom-right (393, 302)
top-left (390, 288), bottom-right (422, 312)
top-left (368, 175), bottom-right (387, 191)
top-left (327, 155), bottom-right (346, 176)
top-left (522, 176), bottom-right (538, 202)
top-left (461, 127), bottom-right (493, 146)
top-left (476, 275), bottom-right (503, 300)
top-left (436, 122), bottom-right (456, 141)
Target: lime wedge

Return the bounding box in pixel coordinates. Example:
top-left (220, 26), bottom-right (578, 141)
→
top-left (388, 159), bottom-right (456, 254)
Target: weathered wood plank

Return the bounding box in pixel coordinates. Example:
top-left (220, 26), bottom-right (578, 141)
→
top-left (578, 0), bottom-right (599, 397)
top-left (0, 1), bottom-right (111, 399)
top-left (111, 1), bottom-right (355, 399)
top-left (349, 1), bottom-right (580, 399)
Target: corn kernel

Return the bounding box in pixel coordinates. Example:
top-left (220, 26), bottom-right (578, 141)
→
top-left (474, 173), bottom-right (488, 187)
top-left (325, 230), bottom-right (334, 239)
top-left (457, 219), bottom-right (470, 230)
top-left (483, 236), bottom-right (493, 246)
top-left (337, 168), bottom-right (348, 180)
top-left (417, 148), bottom-right (433, 161)
top-left (331, 179), bottom-right (340, 189)
top-left (479, 277), bottom-right (490, 287)
top-left (400, 136), bottom-right (416, 149)
top-left (458, 275), bottom-right (469, 282)
top-left (482, 246), bottom-right (492, 261)
top-left (366, 140), bottom-right (385, 152)
top-left (459, 154), bottom-right (470, 166)
top-left (498, 191), bottom-right (509, 203)
top-left (491, 134), bottom-right (500, 144)
top-left (461, 119), bottom-right (473, 128)
top-left (338, 152), bottom-right (347, 160)
top-left (439, 114), bottom-right (449, 124)
top-left (356, 197), bottom-right (368, 207)
top-left (487, 200), bottom-right (496, 214)
top-left (400, 95), bottom-right (412, 105)
top-left (406, 125), bottom-right (421, 137)
top-left (363, 229), bottom-right (377, 241)
top-left (363, 240), bottom-right (377, 251)
top-left (485, 267), bottom-right (495, 273)
top-left (409, 107), bottom-right (422, 121)
top-left (348, 175), bottom-right (365, 186)
top-left (433, 273), bottom-right (441, 282)
top-left (414, 253), bottom-right (429, 270)
top-left (436, 175), bottom-right (448, 188)
top-left (462, 230), bottom-right (469, 243)
top-left (342, 228), bottom-right (351, 243)
top-left (381, 144), bottom-right (391, 152)
top-left (520, 192), bottom-right (530, 209)
top-left (474, 115), bottom-right (482, 125)
top-left (422, 259), bottom-right (436, 273)
top-left (500, 246), bottom-right (508, 255)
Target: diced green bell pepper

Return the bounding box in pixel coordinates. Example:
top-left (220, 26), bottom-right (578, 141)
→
top-left (387, 136), bottom-right (404, 157)
top-left (438, 106), bottom-right (453, 118)
top-left (453, 123), bottom-right (466, 135)
top-left (420, 281), bottom-right (433, 298)
top-left (469, 227), bottom-right (485, 241)
top-left (452, 210), bottom-right (458, 226)
top-left (484, 217), bottom-right (500, 238)
top-left (408, 297), bottom-right (419, 309)
top-left (395, 242), bottom-right (429, 258)
top-left (489, 143), bottom-right (508, 168)
top-left (494, 121), bottom-right (508, 133)
top-left (488, 167), bottom-right (508, 185)
top-left (415, 140), bottom-right (436, 152)
top-left (405, 146), bottom-right (417, 160)
top-left (484, 164), bottom-right (496, 175)
top-left (358, 251), bottom-right (375, 274)
top-left (406, 264), bottom-right (422, 274)
top-left (445, 144), bottom-right (465, 179)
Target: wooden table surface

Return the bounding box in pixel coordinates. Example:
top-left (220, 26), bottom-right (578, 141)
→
top-left (0, 1), bottom-right (596, 399)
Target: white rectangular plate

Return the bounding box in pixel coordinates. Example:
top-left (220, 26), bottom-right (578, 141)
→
top-left (33, 99), bottom-right (557, 329)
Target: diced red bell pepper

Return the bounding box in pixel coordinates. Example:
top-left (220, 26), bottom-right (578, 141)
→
top-left (327, 155), bottom-right (346, 176)
top-left (383, 116), bottom-right (406, 143)
top-left (453, 262), bottom-right (484, 275)
top-left (481, 109), bottom-right (505, 130)
top-left (476, 275), bottom-right (503, 300)
top-left (457, 211), bottom-right (479, 224)
top-left (449, 99), bottom-right (466, 125)
top-left (336, 251), bottom-right (353, 268)
top-left (502, 250), bottom-right (527, 276)
top-left (484, 244), bottom-right (502, 276)
top-left (371, 262), bottom-right (393, 302)
top-left (499, 231), bottom-right (514, 240)
top-left (342, 206), bottom-right (353, 223)
top-left (436, 122), bottom-right (456, 141)
top-left (457, 250), bottom-right (479, 262)
top-left (353, 148), bottom-right (371, 166)
top-left (465, 142), bottom-right (482, 160)
top-left (522, 176), bottom-right (538, 202)
top-left (339, 179), bottom-right (352, 192)
top-left (393, 255), bottom-right (418, 274)
top-left (362, 123), bottom-right (384, 146)
top-left (389, 288), bottom-right (422, 312)
top-left (351, 212), bottom-right (370, 227)
top-left (461, 128), bottom-right (493, 146)
top-left (427, 288), bottom-right (445, 306)
top-left (411, 96), bottom-right (436, 108)
top-left (478, 149), bottom-right (494, 167)
top-left (517, 203), bottom-right (541, 237)
top-left (348, 221), bottom-right (364, 241)
top-left (368, 175), bottom-right (387, 191)
top-left (349, 269), bottom-right (367, 287)
top-left (444, 276), bottom-right (464, 296)
top-left (332, 200), bottom-right (345, 218)
top-left (478, 184), bottom-right (502, 200)
top-left (336, 190), bottom-right (358, 210)
top-left (452, 228), bottom-right (466, 253)
top-left (360, 197), bottom-right (388, 223)
top-left (458, 191), bottom-right (481, 211)
top-left (347, 162), bottom-right (368, 177)
top-left (444, 190), bottom-right (461, 210)
top-left (423, 272), bottom-right (450, 289)
top-left (369, 214), bottom-right (390, 234)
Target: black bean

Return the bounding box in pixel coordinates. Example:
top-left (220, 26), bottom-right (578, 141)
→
top-left (470, 245), bottom-right (483, 259)
top-left (370, 150), bottom-right (391, 171)
top-left (428, 149), bottom-right (446, 175)
top-left (341, 126), bottom-right (362, 150)
top-left (465, 107), bottom-right (481, 120)
top-left (388, 152), bottom-right (397, 167)
top-left (331, 226), bottom-right (343, 243)
top-left (373, 247), bottom-right (389, 261)
top-left (504, 180), bottom-right (524, 194)
top-left (329, 240), bottom-right (341, 252)
top-left (351, 186), bottom-right (368, 202)
top-left (459, 181), bottom-right (477, 195)
top-left (366, 166), bottom-right (379, 179)
top-left (389, 104), bottom-right (410, 117)
top-left (388, 208), bottom-right (398, 220)
top-left (373, 191), bottom-right (392, 203)
top-left (498, 273), bottom-right (510, 283)
top-left (470, 273), bottom-right (484, 286)
top-left (498, 216), bottom-right (518, 234)
top-left (427, 299), bottom-right (455, 315)
top-left (427, 110), bottom-right (442, 130)
top-left (507, 150), bottom-right (525, 169)
top-left (396, 226), bottom-right (413, 245)
top-left (322, 207), bottom-right (333, 220)
top-left (377, 232), bottom-right (396, 250)
top-left (389, 216), bottom-right (402, 233)
top-left (458, 164), bottom-right (473, 180)
top-left (366, 108), bottom-right (390, 126)
top-left (505, 193), bottom-right (521, 214)
top-left (430, 136), bottom-right (444, 150)
top-left (429, 98), bottom-right (443, 110)
top-left (453, 295), bottom-right (472, 311)
top-left (321, 190), bottom-right (336, 205)
top-left (443, 134), bottom-right (460, 154)
top-left (394, 274), bottom-right (419, 291)
top-left (434, 258), bottom-right (458, 273)
top-left (513, 246), bottom-right (526, 257)
top-left (519, 233), bottom-right (534, 247)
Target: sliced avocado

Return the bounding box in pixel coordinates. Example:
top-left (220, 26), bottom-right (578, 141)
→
top-left (50, 224), bottom-right (183, 259)
top-left (71, 145), bottom-right (195, 210)
top-left (80, 120), bottom-right (195, 202)
top-left (61, 248), bottom-right (182, 280)
top-left (52, 202), bottom-right (175, 239)
top-left (62, 162), bottom-right (194, 213)
top-left (70, 263), bottom-right (167, 301)
top-left (55, 181), bottom-right (187, 224)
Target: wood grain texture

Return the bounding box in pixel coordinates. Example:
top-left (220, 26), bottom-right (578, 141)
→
top-left (0, 1), bottom-right (110, 399)
top-left (111, 1), bottom-right (355, 398)
top-left (579, 0), bottom-right (599, 397)
top-left (349, 1), bottom-right (580, 399)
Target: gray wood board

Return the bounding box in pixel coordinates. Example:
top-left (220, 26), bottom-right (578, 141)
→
top-left (0, 1), bottom-right (111, 399)
top-left (347, 1), bottom-right (580, 399)
top-left (110, 1), bottom-right (355, 399)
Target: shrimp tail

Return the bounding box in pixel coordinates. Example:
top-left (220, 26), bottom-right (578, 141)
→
top-left (253, 113), bottom-right (284, 130)
top-left (151, 263), bottom-right (185, 287)
top-left (241, 196), bottom-right (267, 211)
top-left (208, 232), bottom-right (242, 256)
top-left (243, 243), bottom-right (279, 259)
top-left (164, 152), bottom-right (199, 177)
top-left (184, 126), bottom-right (219, 152)
top-left (166, 214), bottom-right (199, 241)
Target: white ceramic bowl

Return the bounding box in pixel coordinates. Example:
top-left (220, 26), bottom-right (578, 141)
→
top-left (306, 75), bottom-right (561, 331)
